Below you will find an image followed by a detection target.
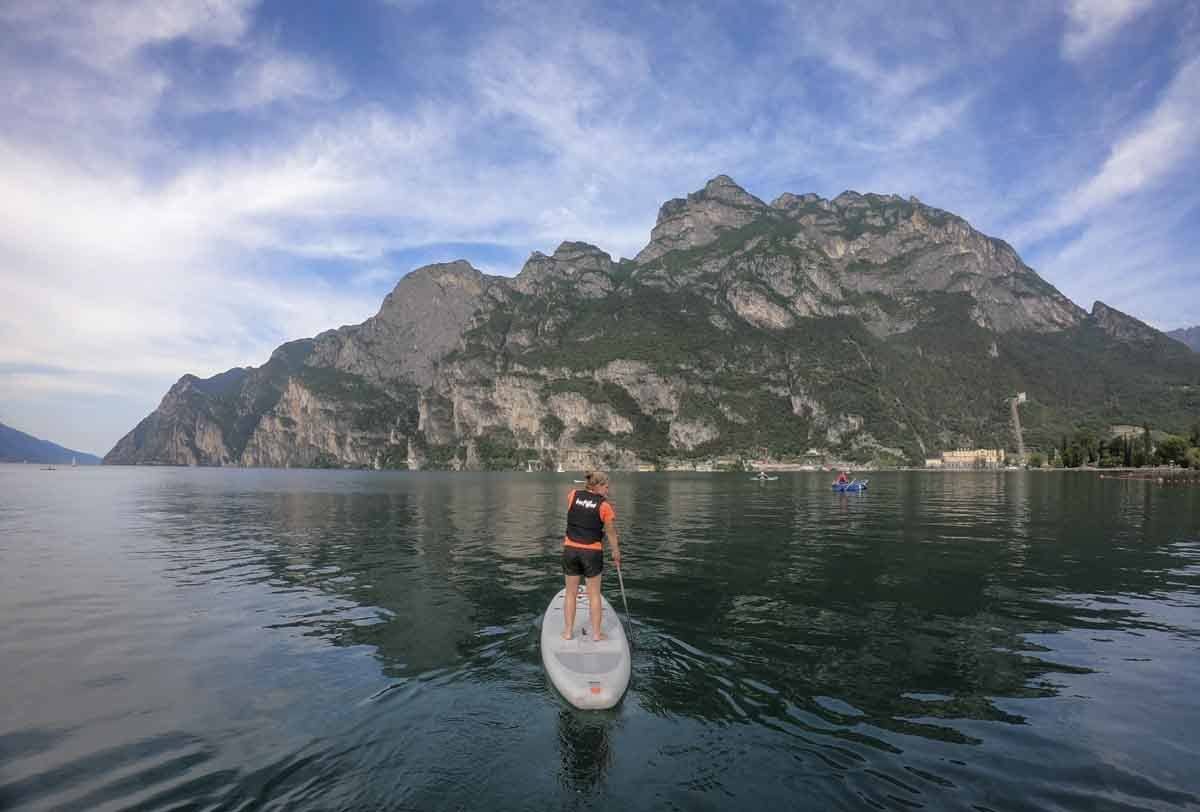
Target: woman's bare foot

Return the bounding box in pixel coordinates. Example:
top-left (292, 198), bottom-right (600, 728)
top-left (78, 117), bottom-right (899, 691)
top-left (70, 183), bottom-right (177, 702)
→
top-left (561, 630), bottom-right (574, 640)
top-left (594, 632), bottom-right (608, 641)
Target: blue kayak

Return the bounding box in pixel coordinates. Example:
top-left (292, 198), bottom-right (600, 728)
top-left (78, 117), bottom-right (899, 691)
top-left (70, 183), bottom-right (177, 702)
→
top-left (832, 479), bottom-right (869, 492)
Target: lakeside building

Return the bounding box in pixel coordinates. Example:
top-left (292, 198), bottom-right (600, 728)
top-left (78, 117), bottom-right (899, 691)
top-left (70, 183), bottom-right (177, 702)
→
top-left (927, 448), bottom-right (1004, 469)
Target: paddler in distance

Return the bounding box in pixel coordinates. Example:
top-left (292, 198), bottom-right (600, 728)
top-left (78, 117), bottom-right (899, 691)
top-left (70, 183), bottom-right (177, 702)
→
top-left (561, 470), bottom-right (621, 641)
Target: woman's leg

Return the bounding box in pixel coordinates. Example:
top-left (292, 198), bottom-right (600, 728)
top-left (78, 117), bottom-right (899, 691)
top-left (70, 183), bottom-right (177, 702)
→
top-left (563, 574), bottom-right (581, 639)
top-left (585, 574), bottom-right (606, 640)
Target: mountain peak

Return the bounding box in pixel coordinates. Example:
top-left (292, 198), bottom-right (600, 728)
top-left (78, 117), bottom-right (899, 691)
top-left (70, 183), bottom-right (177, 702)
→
top-left (699, 175), bottom-right (765, 208)
top-left (372, 259), bottom-right (486, 325)
top-left (552, 241), bottom-right (612, 263)
top-left (401, 259), bottom-right (481, 285)
top-left (1089, 301), bottom-right (1163, 344)
top-left (770, 191), bottom-right (826, 211)
top-left (635, 175), bottom-right (768, 263)
top-left (513, 241), bottom-right (614, 297)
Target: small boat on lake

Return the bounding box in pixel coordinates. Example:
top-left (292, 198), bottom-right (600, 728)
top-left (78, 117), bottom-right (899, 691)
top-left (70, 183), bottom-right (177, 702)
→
top-left (832, 479), bottom-right (868, 492)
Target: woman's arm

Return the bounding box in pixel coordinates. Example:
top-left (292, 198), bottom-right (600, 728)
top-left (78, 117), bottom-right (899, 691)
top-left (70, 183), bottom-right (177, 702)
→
top-left (603, 519), bottom-right (621, 567)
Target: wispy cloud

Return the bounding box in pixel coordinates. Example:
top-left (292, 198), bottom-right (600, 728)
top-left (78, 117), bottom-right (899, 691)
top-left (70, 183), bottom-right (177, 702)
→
top-left (1063, 0), bottom-right (1155, 60)
top-left (1024, 188), bottom-right (1200, 329)
top-left (0, 0), bottom-right (256, 69)
top-left (170, 50), bottom-right (348, 115)
top-left (1014, 56), bottom-right (1200, 244)
top-left (1057, 57), bottom-right (1199, 216)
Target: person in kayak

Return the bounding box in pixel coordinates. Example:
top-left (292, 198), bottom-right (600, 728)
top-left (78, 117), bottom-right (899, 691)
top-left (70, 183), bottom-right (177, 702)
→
top-left (836, 470), bottom-right (850, 485)
top-left (562, 470), bottom-right (622, 641)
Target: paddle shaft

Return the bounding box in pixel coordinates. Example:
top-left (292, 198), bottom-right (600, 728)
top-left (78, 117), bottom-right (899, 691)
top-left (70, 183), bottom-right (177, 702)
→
top-left (615, 562), bottom-right (631, 618)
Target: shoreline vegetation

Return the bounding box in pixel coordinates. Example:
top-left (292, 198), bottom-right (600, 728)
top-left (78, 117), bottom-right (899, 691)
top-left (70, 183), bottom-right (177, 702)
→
top-left (32, 461), bottom-right (1199, 484)
top-left (67, 423), bottom-right (1200, 480)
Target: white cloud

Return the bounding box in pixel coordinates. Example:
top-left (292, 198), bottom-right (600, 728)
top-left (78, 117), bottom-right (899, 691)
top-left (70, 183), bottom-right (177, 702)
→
top-left (350, 266), bottom-right (403, 288)
top-left (1014, 56), bottom-right (1200, 244)
top-left (880, 94), bottom-right (978, 149)
top-left (171, 51), bottom-right (348, 114)
top-left (0, 0), bottom-right (341, 165)
top-left (0, 133), bottom-right (386, 418)
top-left (1026, 190), bottom-right (1200, 330)
top-left (1061, 59), bottom-right (1199, 212)
top-left (0, 371), bottom-right (126, 398)
top-left (775, 0), bottom-right (945, 98)
top-left (1062, 0), bottom-right (1155, 61)
top-left (0, 0), bottom-right (256, 70)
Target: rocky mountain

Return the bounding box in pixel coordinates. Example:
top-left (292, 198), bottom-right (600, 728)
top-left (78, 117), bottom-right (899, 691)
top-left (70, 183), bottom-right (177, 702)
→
top-left (1168, 325), bottom-right (1200, 352)
top-left (1089, 302), bottom-right (1169, 345)
top-left (105, 176), bottom-right (1200, 469)
top-left (1, 421), bottom-right (101, 464)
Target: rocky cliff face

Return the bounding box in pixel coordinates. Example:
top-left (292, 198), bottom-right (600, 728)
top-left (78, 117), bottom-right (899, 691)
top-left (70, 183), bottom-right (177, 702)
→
top-left (105, 176), bottom-right (1200, 469)
top-left (635, 175), bottom-right (770, 264)
top-left (308, 260), bottom-right (490, 389)
top-left (105, 372), bottom-right (244, 466)
top-left (1089, 301), bottom-right (1165, 344)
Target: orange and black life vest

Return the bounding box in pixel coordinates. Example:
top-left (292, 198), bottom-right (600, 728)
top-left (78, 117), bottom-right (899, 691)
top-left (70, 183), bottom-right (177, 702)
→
top-left (564, 489), bottom-right (606, 550)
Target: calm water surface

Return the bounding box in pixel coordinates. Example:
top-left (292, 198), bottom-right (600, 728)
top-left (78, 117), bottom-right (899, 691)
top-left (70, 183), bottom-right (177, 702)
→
top-left (1, 467), bottom-right (1199, 810)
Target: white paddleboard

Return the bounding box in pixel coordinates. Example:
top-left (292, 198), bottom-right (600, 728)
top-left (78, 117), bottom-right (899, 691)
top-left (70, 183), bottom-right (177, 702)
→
top-left (540, 587), bottom-right (631, 710)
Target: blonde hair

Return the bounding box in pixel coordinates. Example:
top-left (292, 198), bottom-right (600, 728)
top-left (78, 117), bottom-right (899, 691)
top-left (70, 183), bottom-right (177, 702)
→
top-left (585, 470), bottom-right (609, 489)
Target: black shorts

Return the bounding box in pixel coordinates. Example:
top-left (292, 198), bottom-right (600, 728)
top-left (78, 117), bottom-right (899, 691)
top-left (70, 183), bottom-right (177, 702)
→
top-left (562, 545), bottom-right (603, 578)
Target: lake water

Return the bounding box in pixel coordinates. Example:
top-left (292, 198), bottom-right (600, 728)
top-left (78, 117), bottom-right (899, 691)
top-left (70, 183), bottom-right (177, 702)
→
top-left (1, 466), bottom-right (1198, 811)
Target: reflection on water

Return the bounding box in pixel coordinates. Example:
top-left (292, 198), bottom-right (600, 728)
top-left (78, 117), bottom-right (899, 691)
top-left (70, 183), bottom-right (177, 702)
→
top-left (1, 467), bottom-right (1198, 810)
top-left (557, 707), bottom-right (615, 795)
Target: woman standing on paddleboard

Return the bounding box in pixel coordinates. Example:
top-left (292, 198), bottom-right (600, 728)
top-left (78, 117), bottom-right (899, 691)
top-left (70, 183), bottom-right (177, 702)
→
top-left (561, 471), bottom-right (622, 640)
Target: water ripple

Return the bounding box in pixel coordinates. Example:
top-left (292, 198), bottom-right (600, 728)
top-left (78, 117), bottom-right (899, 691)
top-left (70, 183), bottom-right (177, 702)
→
top-left (1, 467), bottom-right (1198, 809)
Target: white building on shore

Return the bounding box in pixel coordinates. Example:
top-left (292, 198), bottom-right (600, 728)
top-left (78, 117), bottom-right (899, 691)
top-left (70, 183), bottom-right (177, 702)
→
top-left (927, 448), bottom-right (1004, 469)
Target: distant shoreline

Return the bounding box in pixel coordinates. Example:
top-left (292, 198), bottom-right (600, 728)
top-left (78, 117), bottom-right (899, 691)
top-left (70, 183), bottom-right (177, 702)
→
top-left (14, 461), bottom-right (1195, 478)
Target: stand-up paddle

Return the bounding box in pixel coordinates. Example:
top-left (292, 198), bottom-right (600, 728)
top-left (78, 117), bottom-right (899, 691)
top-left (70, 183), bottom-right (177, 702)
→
top-left (615, 561), bottom-right (631, 619)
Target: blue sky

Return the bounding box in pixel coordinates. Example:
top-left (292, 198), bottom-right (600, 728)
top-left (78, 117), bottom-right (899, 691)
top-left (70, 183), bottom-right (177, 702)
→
top-left (1, 0), bottom-right (1198, 455)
